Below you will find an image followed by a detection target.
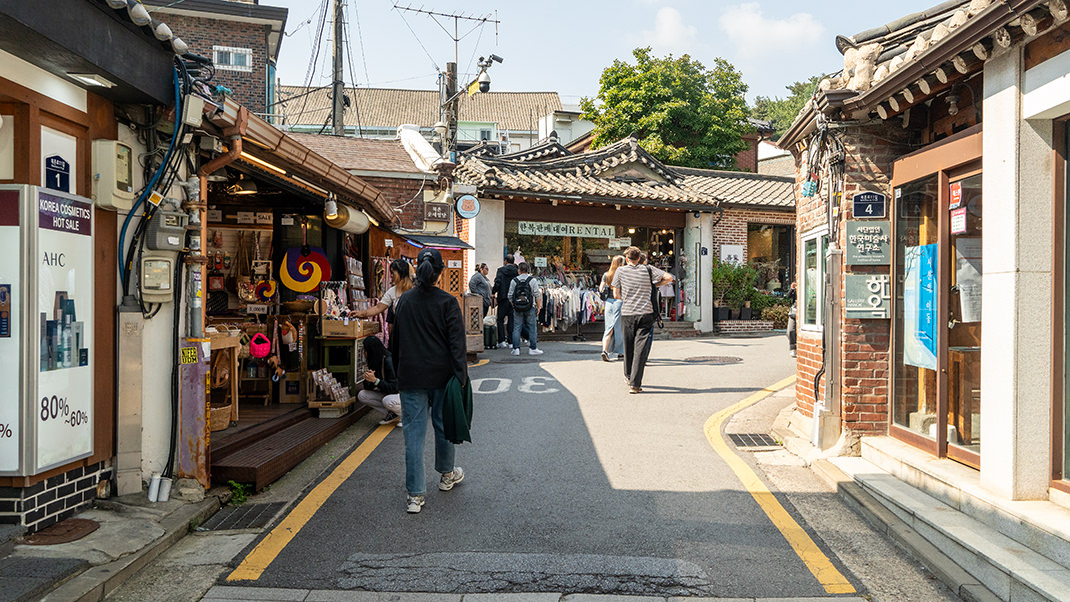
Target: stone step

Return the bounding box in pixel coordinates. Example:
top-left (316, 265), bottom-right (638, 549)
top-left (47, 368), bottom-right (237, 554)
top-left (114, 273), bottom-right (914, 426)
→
top-left (0, 524), bottom-right (24, 558)
top-left (829, 452), bottom-right (1070, 601)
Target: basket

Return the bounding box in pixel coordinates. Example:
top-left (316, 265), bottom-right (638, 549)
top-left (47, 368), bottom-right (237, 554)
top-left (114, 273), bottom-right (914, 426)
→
top-left (282, 300), bottom-right (315, 313)
top-left (209, 404), bottom-right (232, 432)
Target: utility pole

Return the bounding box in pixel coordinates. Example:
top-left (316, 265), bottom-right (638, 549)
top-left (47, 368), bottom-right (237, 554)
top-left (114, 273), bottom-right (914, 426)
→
top-left (331, 0), bottom-right (345, 136)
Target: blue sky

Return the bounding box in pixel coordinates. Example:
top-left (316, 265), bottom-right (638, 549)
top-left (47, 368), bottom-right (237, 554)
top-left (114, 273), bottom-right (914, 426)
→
top-left (267, 0), bottom-right (943, 106)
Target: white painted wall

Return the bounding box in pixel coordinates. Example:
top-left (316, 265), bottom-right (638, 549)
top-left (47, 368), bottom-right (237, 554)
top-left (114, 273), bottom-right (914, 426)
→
top-left (469, 198), bottom-right (506, 275)
top-left (0, 49), bottom-right (86, 113)
top-left (685, 212), bottom-right (715, 331)
top-left (981, 48), bottom-right (1055, 500)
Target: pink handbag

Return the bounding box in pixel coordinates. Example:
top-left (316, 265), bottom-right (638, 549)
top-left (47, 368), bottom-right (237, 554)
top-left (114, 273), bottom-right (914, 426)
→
top-left (249, 332), bottom-right (271, 358)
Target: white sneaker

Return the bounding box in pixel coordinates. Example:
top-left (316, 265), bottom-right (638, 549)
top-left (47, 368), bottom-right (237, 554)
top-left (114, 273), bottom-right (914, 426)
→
top-left (439, 467), bottom-right (464, 491)
top-left (498, 342), bottom-right (510, 349)
top-left (528, 348), bottom-right (543, 356)
top-left (511, 348), bottom-right (520, 356)
top-left (406, 494), bottom-right (425, 513)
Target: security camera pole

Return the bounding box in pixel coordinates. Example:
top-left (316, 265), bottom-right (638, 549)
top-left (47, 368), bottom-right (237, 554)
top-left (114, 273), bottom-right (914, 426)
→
top-left (439, 55), bottom-right (503, 162)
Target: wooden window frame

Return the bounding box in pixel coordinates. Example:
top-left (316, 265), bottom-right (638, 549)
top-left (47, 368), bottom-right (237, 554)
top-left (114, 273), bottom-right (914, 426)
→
top-left (888, 125), bottom-right (983, 466)
top-left (1053, 119), bottom-right (1070, 494)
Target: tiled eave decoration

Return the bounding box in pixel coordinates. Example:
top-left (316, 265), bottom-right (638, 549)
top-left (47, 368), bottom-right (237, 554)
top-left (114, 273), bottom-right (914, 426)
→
top-left (455, 137), bottom-right (722, 210)
top-left (781, 0), bottom-right (1064, 145)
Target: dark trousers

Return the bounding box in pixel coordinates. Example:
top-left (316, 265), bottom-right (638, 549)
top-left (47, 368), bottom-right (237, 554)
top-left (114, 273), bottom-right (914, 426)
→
top-left (496, 298), bottom-right (514, 344)
top-left (622, 313), bottom-right (655, 388)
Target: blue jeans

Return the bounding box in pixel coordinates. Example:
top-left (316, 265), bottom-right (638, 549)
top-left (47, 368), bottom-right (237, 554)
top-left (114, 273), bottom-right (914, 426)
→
top-left (602, 299), bottom-right (624, 355)
top-left (400, 388), bottom-right (455, 496)
top-left (512, 308), bottom-right (538, 350)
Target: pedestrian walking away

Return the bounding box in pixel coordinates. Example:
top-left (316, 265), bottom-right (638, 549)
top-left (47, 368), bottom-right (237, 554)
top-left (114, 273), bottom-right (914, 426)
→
top-left (392, 248), bottom-right (468, 514)
top-left (356, 336), bottom-right (402, 426)
top-left (468, 263), bottom-right (492, 318)
top-left (612, 246), bottom-right (673, 393)
top-left (508, 262), bottom-right (543, 356)
top-left (491, 254), bottom-right (518, 349)
top-left (600, 255), bottom-right (625, 362)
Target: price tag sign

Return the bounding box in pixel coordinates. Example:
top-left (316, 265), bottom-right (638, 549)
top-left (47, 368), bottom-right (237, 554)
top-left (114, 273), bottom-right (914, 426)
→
top-left (180, 347), bottom-right (199, 364)
top-left (951, 207), bottom-right (967, 234)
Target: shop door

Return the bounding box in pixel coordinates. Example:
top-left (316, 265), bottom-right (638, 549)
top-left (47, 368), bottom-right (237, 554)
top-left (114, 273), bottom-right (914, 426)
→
top-left (890, 169), bottom-right (982, 468)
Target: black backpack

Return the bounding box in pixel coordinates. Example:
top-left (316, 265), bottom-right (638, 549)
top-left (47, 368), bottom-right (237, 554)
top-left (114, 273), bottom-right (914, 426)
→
top-left (647, 266), bottom-right (664, 328)
top-left (512, 276), bottom-right (535, 311)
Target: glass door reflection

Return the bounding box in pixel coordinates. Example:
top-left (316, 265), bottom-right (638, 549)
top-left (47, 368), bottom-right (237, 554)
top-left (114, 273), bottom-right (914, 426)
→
top-left (947, 174), bottom-right (982, 458)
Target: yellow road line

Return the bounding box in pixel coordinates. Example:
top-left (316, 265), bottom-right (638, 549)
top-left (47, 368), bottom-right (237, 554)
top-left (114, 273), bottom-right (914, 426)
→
top-left (470, 359), bottom-right (489, 368)
top-left (702, 375), bottom-right (855, 595)
top-left (227, 424), bottom-right (395, 581)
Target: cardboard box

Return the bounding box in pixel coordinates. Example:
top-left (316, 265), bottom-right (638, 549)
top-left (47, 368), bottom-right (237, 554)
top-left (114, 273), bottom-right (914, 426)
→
top-left (320, 318), bottom-right (380, 338)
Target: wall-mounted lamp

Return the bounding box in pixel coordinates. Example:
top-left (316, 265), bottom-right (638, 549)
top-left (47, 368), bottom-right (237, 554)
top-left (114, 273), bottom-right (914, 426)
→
top-left (946, 83), bottom-right (962, 117)
top-left (628, 228), bottom-right (636, 234)
top-left (227, 174), bottom-right (257, 195)
top-left (324, 197), bottom-right (339, 219)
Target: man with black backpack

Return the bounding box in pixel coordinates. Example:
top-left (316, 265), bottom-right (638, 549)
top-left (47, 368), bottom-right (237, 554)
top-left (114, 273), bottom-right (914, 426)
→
top-left (491, 255), bottom-right (519, 349)
top-left (612, 246), bottom-right (673, 393)
top-left (507, 262), bottom-right (543, 356)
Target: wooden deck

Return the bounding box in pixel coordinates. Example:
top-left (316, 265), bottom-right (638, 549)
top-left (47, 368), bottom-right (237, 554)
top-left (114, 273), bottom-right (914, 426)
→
top-left (209, 401), bottom-right (367, 491)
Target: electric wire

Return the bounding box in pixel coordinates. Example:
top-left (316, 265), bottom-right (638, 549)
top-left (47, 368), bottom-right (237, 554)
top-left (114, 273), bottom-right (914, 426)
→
top-left (393, 6), bottom-right (440, 71)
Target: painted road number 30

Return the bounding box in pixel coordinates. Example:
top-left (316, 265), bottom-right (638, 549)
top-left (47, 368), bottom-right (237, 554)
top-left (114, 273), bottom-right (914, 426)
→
top-left (471, 376), bottom-right (559, 395)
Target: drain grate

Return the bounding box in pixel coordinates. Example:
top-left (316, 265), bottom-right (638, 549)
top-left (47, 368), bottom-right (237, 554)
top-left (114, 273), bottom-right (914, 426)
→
top-left (728, 433), bottom-right (780, 448)
top-left (198, 502), bottom-right (286, 531)
top-left (683, 356), bottom-right (743, 365)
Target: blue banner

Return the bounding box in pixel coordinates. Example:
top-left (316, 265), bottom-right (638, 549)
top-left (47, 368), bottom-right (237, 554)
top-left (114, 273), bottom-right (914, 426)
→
top-left (903, 244), bottom-right (938, 371)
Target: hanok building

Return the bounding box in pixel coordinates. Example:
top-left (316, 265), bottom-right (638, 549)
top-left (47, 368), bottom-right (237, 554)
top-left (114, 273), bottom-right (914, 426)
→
top-left (779, 0), bottom-right (1070, 595)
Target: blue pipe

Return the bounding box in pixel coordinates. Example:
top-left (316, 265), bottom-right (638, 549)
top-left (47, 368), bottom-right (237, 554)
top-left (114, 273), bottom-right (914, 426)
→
top-left (119, 67), bottom-right (183, 288)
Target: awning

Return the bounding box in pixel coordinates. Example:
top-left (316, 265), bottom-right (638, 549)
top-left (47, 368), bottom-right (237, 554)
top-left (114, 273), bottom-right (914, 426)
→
top-left (402, 234), bottom-right (474, 251)
top-left (204, 98), bottom-right (392, 224)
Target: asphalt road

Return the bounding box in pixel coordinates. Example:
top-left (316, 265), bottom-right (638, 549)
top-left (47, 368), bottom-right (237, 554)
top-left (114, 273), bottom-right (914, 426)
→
top-left (106, 333), bottom-right (959, 601)
top-left (228, 335), bottom-right (853, 597)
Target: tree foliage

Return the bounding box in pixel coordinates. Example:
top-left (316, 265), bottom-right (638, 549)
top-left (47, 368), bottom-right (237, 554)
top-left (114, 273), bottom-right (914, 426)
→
top-left (750, 76), bottom-right (822, 140)
top-left (579, 48), bottom-right (750, 170)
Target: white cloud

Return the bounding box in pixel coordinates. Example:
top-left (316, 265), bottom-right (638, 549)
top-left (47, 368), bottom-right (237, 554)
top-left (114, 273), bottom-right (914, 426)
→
top-left (718, 3), bottom-right (824, 60)
top-left (640, 7), bottom-right (697, 55)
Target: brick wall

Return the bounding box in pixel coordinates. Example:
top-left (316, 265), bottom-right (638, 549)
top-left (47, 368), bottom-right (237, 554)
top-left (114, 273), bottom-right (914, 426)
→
top-left (734, 135), bottom-right (760, 172)
top-left (359, 175), bottom-right (429, 230)
top-left (163, 14), bottom-right (269, 113)
top-left (712, 206), bottom-right (796, 264)
top-left (0, 461), bottom-right (113, 532)
top-left (791, 123), bottom-right (914, 433)
top-left (715, 320), bottom-right (775, 334)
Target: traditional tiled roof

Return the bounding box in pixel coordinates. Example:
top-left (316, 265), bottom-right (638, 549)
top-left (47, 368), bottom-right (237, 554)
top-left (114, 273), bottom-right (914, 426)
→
top-left (276, 86), bottom-right (562, 132)
top-left (455, 137), bottom-right (720, 208)
top-left (782, 0), bottom-right (1059, 145)
top-left (676, 167), bottom-right (795, 209)
top-left (287, 133), bottom-right (422, 174)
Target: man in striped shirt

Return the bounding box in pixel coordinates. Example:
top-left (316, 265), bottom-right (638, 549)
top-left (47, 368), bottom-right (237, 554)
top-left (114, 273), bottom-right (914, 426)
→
top-left (611, 246), bottom-right (673, 393)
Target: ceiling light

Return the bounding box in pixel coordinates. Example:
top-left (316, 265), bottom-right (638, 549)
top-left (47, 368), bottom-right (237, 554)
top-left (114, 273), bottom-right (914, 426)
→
top-left (241, 152), bottom-right (286, 174)
top-left (668, 239), bottom-right (673, 244)
top-left (628, 228), bottom-right (635, 234)
top-left (227, 174), bottom-right (258, 195)
top-left (68, 73), bottom-right (116, 88)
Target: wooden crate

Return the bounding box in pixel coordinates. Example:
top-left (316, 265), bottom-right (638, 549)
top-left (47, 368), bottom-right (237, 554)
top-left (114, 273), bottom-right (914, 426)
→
top-left (307, 395), bottom-right (355, 418)
top-left (320, 318), bottom-right (380, 338)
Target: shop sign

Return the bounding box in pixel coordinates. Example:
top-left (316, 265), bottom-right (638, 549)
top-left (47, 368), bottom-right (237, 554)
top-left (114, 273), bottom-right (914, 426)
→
top-left (950, 181), bottom-right (962, 209)
top-left (608, 237), bottom-right (631, 249)
top-left (950, 207), bottom-right (967, 234)
top-left (447, 259), bottom-right (462, 269)
top-left (518, 221), bottom-right (614, 238)
top-left (852, 191), bottom-right (886, 218)
top-left (534, 257), bottom-right (547, 267)
top-left (425, 202), bottom-right (451, 222)
top-left (846, 221), bottom-right (891, 265)
top-left (455, 194), bottom-right (480, 219)
top-left (845, 274), bottom-right (891, 319)
top-left (453, 183), bottom-right (477, 195)
top-left (720, 244), bottom-right (743, 266)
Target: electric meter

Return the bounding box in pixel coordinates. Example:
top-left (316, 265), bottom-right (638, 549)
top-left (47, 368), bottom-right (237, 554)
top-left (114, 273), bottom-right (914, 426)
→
top-left (140, 254), bottom-right (174, 303)
top-left (146, 206), bottom-right (187, 251)
top-left (91, 139), bottom-right (136, 211)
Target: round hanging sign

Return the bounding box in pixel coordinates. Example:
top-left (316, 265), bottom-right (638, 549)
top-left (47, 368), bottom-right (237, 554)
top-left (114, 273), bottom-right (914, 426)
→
top-left (455, 194), bottom-right (480, 219)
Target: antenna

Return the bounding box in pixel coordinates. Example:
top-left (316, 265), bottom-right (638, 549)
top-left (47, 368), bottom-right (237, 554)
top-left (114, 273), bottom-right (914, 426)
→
top-left (392, 4), bottom-right (500, 66)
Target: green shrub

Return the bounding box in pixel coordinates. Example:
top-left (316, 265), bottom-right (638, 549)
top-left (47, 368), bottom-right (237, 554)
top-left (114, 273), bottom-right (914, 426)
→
top-left (762, 304), bottom-right (790, 329)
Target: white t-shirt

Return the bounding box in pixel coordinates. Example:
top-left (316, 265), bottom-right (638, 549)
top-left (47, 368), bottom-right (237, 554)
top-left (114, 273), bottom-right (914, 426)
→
top-left (381, 286), bottom-right (400, 309)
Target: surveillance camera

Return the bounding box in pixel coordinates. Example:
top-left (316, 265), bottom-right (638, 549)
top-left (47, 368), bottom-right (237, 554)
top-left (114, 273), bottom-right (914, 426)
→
top-left (489, 54), bottom-right (504, 64)
top-left (478, 70), bottom-right (491, 93)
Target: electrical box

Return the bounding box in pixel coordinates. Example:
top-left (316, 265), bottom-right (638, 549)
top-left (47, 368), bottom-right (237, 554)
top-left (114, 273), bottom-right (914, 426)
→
top-left (146, 206), bottom-right (187, 251)
top-left (91, 139), bottom-right (136, 211)
top-left (140, 253), bottom-right (174, 303)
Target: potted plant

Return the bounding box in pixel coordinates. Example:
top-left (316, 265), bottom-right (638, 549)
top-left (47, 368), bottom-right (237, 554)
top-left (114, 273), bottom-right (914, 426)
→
top-left (710, 257), bottom-right (734, 321)
top-left (725, 263), bottom-right (758, 319)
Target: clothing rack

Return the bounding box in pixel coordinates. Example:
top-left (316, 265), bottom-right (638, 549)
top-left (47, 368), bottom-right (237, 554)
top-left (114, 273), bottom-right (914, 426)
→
top-left (566, 270), bottom-right (592, 341)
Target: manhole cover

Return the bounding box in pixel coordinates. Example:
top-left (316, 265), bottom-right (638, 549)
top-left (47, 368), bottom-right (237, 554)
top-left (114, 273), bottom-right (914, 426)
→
top-left (22, 518), bottom-right (99, 545)
top-left (493, 358), bottom-right (542, 364)
top-left (568, 350), bottom-right (603, 354)
top-left (198, 502), bottom-right (286, 531)
top-left (729, 433), bottom-right (780, 448)
top-left (683, 356), bottom-right (743, 365)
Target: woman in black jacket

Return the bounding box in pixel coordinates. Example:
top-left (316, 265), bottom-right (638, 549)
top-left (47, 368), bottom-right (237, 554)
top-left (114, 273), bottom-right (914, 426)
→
top-left (356, 336), bottom-right (401, 425)
top-left (393, 248), bottom-right (467, 514)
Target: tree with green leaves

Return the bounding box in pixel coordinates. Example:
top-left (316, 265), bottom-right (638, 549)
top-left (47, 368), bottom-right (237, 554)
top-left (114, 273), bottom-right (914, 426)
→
top-left (751, 75), bottom-right (823, 140)
top-left (579, 47), bottom-right (751, 170)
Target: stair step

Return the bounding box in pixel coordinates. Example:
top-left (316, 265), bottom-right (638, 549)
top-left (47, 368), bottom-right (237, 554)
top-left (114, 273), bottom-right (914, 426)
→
top-left (210, 406), bottom-right (313, 462)
top-left (0, 524), bottom-right (24, 558)
top-left (831, 455), bottom-right (1070, 602)
top-left (211, 413), bottom-right (359, 491)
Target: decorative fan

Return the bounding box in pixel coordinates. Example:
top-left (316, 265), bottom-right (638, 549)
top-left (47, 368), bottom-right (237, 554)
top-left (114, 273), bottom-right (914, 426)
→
top-left (281, 218), bottom-right (331, 293)
top-left (255, 280), bottom-right (277, 302)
